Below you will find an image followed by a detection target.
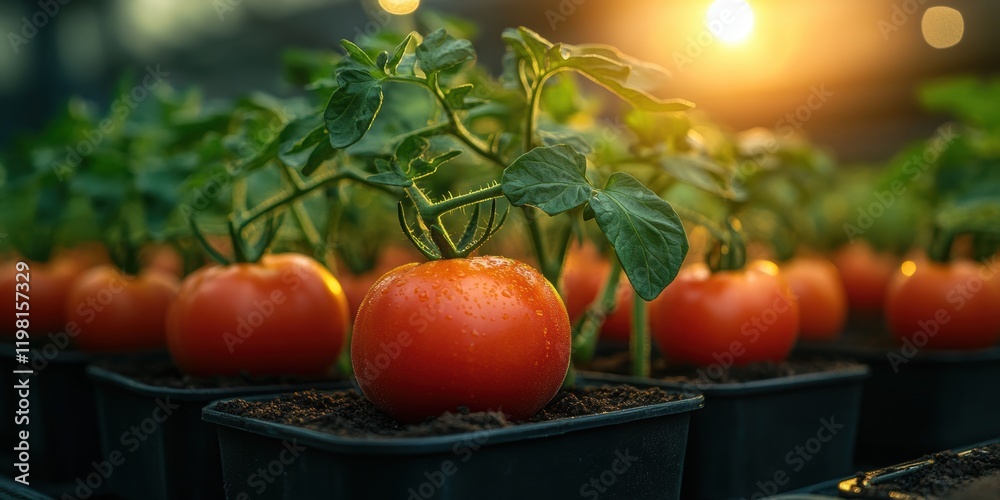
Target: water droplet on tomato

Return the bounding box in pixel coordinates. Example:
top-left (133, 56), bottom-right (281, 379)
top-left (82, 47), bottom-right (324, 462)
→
top-left (535, 310), bottom-right (544, 316)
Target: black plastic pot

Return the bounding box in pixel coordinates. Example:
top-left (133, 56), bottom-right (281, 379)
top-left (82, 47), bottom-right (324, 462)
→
top-left (837, 438), bottom-right (1000, 498)
top-left (86, 366), bottom-right (350, 500)
top-left (203, 384), bottom-right (704, 500)
top-left (582, 366), bottom-right (869, 499)
top-left (796, 342), bottom-right (1000, 464)
top-left (0, 476), bottom-right (54, 500)
top-left (0, 342), bottom-right (164, 495)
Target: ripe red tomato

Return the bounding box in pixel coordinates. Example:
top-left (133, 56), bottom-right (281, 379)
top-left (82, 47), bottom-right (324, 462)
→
top-left (166, 253), bottom-right (349, 376)
top-left (352, 256), bottom-right (571, 422)
top-left (650, 261), bottom-right (800, 366)
top-left (781, 257), bottom-right (847, 341)
top-left (0, 247), bottom-right (108, 337)
top-left (561, 242), bottom-right (634, 343)
top-left (886, 257), bottom-right (1000, 350)
top-left (65, 266), bottom-right (178, 351)
top-left (831, 242), bottom-right (897, 313)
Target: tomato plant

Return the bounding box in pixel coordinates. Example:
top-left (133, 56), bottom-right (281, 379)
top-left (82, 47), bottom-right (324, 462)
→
top-left (66, 266), bottom-right (178, 351)
top-left (167, 253), bottom-right (349, 376)
top-left (781, 256), bottom-right (847, 340)
top-left (650, 260), bottom-right (799, 366)
top-left (353, 256), bottom-right (570, 421)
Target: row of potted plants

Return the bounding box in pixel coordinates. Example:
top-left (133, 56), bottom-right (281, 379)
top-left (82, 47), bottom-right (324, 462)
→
top-left (2, 18), bottom-right (999, 500)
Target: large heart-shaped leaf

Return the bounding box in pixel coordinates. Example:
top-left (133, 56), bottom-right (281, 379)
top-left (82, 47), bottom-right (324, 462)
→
top-left (589, 172), bottom-right (688, 300)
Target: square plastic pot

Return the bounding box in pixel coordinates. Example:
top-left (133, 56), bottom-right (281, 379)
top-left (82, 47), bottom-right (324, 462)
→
top-left (86, 365), bottom-right (350, 500)
top-left (202, 384), bottom-right (704, 500)
top-left (0, 342), bottom-right (164, 496)
top-left (796, 342), bottom-right (1000, 464)
top-left (581, 366), bottom-right (869, 500)
top-left (836, 437), bottom-right (1000, 498)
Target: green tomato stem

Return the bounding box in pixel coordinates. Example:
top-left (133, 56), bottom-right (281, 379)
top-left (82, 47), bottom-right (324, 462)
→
top-left (928, 226), bottom-right (954, 263)
top-left (425, 183), bottom-right (504, 219)
top-left (572, 254), bottom-right (623, 364)
top-left (237, 166), bottom-right (370, 230)
top-left (630, 291), bottom-right (650, 378)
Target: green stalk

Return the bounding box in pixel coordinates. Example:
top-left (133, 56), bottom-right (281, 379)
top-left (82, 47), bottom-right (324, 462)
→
top-left (572, 255), bottom-right (622, 364)
top-left (928, 227), bottom-right (954, 263)
top-left (236, 167), bottom-right (370, 230)
top-left (630, 291), bottom-right (650, 378)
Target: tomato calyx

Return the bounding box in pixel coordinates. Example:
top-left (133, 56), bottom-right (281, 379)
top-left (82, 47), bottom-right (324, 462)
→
top-left (397, 188), bottom-right (508, 260)
top-left (187, 210), bottom-right (283, 265)
top-left (706, 216), bottom-right (748, 273)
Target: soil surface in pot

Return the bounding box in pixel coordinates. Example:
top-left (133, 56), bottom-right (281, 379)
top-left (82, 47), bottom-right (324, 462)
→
top-left (584, 352), bottom-right (862, 384)
top-left (864, 443), bottom-right (1000, 499)
top-left (216, 385), bottom-right (684, 438)
top-left (102, 361), bottom-right (342, 389)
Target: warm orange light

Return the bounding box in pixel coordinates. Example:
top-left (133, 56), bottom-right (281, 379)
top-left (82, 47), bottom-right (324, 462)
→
top-left (901, 260), bottom-right (917, 277)
top-left (378, 0), bottom-right (419, 16)
top-left (921, 7), bottom-right (964, 49)
top-left (706, 0), bottom-right (755, 45)
top-left (757, 260), bottom-right (780, 277)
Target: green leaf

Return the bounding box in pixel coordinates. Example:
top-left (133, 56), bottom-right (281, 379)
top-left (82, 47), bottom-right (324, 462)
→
top-left (444, 84), bottom-right (484, 110)
top-left (324, 69), bottom-right (384, 149)
top-left (301, 140), bottom-right (335, 176)
top-left (394, 135), bottom-right (430, 167)
top-left (340, 39), bottom-right (377, 69)
top-left (589, 172), bottom-right (688, 301)
top-left (553, 44), bottom-right (694, 113)
top-left (277, 116), bottom-right (326, 168)
top-left (936, 199), bottom-right (1000, 235)
top-left (368, 158), bottom-right (412, 187)
top-left (388, 33), bottom-right (416, 74)
top-left (502, 145), bottom-right (594, 215)
top-left (410, 150), bottom-right (461, 179)
top-left (660, 155), bottom-right (744, 200)
top-left (415, 29), bottom-right (476, 75)
top-left (501, 27), bottom-right (553, 74)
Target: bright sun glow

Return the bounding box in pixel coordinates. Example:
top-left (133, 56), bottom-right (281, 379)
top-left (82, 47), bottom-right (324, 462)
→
top-left (706, 0), bottom-right (755, 45)
top-left (379, 0), bottom-right (419, 16)
top-left (901, 260), bottom-right (917, 278)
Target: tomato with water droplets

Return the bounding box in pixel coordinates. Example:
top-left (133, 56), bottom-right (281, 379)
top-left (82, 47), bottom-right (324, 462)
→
top-left (352, 256), bottom-right (572, 422)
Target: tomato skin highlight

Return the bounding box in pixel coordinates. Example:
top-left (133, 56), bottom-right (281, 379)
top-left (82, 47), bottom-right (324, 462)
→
top-left (561, 242), bottom-right (634, 343)
top-left (781, 257), bottom-right (847, 341)
top-left (166, 253), bottom-right (349, 376)
top-left (650, 261), bottom-right (800, 366)
top-left (66, 266), bottom-right (178, 352)
top-left (831, 242), bottom-right (897, 313)
top-left (352, 256), bottom-right (572, 422)
top-left (886, 258), bottom-right (1000, 350)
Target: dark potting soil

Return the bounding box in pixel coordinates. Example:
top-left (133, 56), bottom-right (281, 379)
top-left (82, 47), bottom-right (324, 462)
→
top-left (215, 385), bottom-right (684, 438)
top-left (863, 443), bottom-right (1000, 499)
top-left (102, 360), bottom-right (341, 389)
top-left (584, 352), bottom-right (862, 384)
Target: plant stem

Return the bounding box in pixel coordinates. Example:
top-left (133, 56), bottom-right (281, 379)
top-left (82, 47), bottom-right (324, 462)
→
top-left (425, 184), bottom-right (504, 219)
top-left (630, 291), bottom-right (650, 378)
top-left (928, 227), bottom-right (954, 263)
top-left (236, 167), bottom-right (371, 230)
top-left (572, 255), bottom-right (622, 364)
